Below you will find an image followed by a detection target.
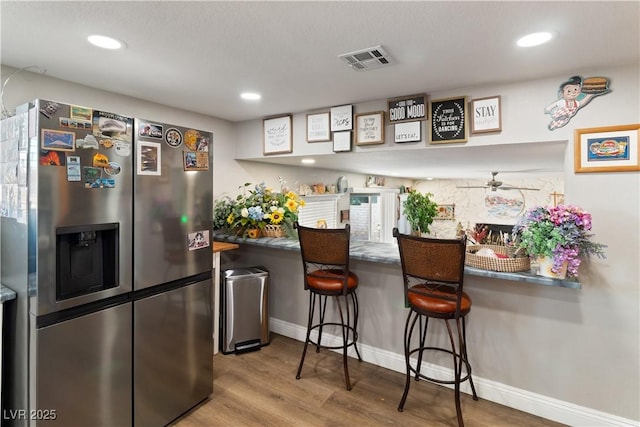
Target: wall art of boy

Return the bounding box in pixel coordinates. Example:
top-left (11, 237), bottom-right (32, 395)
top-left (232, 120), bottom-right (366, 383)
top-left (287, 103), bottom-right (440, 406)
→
top-left (544, 75), bottom-right (611, 131)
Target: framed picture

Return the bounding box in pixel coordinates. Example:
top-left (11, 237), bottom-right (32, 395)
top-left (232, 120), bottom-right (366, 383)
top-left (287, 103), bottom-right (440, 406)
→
top-left (263, 115), bottom-right (292, 155)
top-left (574, 124), bottom-right (640, 173)
top-left (394, 121), bottom-right (421, 143)
top-left (137, 141), bottom-right (161, 176)
top-left (430, 96), bottom-right (468, 144)
top-left (330, 105), bottom-right (353, 131)
top-left (306, 112), bottom-right (330, 142)
top-left (41, 129), bottom-right (75, 152)
top-left (434, 204), bottom-right (455, 220)
top-left (470, 96), bottom-right (502, 134)
top-left (355, 111), bottom-right (385, 146)
top-left (183, 151), bottom-right (209, 171)
top-left (387, 93), bottom-right (427, 124)
top-left (70, 105), bottom-right (92, 121)
top-left (333, 131), bottom-right (351, 152)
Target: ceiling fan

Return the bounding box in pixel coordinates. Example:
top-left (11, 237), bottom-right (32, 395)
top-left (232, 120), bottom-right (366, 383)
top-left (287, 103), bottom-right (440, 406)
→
top-left (457, 172), bottom-right (540, 192)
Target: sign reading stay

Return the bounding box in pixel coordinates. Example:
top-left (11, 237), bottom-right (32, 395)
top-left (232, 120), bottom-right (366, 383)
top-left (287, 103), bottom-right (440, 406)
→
top-left (387, 94), bottom-right (427, 124)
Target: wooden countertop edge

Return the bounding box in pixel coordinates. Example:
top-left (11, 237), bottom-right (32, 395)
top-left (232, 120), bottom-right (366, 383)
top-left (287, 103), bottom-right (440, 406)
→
top-left (212, 241), bottom-right (240, 253)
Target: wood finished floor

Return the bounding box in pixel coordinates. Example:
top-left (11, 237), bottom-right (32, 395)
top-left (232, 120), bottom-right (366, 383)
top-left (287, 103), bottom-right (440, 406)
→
top-left (172, 334), bottom-right (565, 427)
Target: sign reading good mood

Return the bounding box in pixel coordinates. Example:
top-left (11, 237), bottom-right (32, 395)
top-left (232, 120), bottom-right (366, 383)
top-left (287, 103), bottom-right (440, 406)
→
top-left (430, 96), bottom-right (468, 144)
top-left (387, 94), bottom-right (427, 124)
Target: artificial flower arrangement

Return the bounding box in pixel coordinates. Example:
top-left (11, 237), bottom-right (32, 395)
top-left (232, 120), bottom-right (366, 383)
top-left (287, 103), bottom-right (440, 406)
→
top-left (511, 204), bottom-right (605, 279)
top-left (213, 181), bottom-right (305, 238)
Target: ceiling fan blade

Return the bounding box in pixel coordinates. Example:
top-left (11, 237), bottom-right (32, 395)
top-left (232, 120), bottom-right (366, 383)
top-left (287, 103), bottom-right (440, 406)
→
top-left (500, 186), bottom-right (540, 191)
top-left (456, 185), bottom-right (489, 189)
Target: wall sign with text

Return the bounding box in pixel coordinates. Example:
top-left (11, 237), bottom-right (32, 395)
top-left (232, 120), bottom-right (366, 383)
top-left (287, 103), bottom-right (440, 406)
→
top-left (430, 96), bottom-right (468, 144)
top-left (387, 94), bottom-right (427, 124)
top-left (394, 121), bottom-right (421, 143)
top-left (471, 96), bottom-right (502, 134)
top-left (263, 115), bottom-right (292, 155)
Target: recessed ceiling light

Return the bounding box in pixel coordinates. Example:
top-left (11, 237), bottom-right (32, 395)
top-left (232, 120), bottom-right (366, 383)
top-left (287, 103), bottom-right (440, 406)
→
top-left (517, 32), bottom-right (553, 47)
top-left (87, 35), bottom-right (125, 50)
top-left (240, 92), bottom-right (261, 101)
top-left (301, 158), bottom-right (315, 164)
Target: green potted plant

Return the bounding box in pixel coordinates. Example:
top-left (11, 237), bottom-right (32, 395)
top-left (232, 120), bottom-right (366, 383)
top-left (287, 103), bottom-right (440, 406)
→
top-left (511, 204), bottom-right (605, 279)
top-left (403, 190), bottom-right (438, 235)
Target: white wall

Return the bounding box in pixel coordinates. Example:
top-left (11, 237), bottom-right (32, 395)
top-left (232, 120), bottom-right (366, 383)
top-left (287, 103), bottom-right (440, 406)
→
top-left (228, 63), bottom-right (640, 423)
top-left (2, 63), bottom-right (638, 423)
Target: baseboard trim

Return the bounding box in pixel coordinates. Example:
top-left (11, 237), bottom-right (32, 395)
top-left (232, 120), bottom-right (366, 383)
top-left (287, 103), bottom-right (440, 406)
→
top-left (270, 317), bottom-right (638, 427)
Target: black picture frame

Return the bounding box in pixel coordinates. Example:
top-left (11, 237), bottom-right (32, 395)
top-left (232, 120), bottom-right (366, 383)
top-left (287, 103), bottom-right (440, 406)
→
top-left (387, 93), bottom-right (427, 124)
top-left (430, 96), bottom-right (468, 144)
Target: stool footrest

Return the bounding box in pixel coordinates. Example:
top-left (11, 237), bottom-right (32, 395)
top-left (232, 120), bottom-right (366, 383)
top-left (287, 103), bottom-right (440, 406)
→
top-left (307, 322), bottom-right (359, 350)
top-left (407, 346), bottom-right (473, 385)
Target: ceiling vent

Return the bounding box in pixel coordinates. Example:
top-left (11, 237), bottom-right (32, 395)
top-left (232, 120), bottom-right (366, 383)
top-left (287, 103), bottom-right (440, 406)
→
top-left (338, 45), bottom-right (392, 71)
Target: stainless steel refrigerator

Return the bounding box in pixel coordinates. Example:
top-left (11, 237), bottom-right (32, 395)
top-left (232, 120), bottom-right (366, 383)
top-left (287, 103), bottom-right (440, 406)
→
top-left (132, 118), bottom-right (213, 427)
top-left (1, 99), bottom-right (134, 427)
top-left (0, 100), bottom-right (213, 426)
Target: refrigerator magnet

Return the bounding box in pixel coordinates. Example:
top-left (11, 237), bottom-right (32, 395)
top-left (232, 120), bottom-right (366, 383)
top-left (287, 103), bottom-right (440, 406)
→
top-left (83, 167), bottom-right (102, 188)
top-left (188, 230), bottom-right (210, 250)
top-left (196, 136), bottom-right (209, 152)
top-left (66, 156), bottom-right (81, 181)
top-left (39, 101), bottom-right (60, 119)
top-left (39, 150), bottom-right (65, 166)
top-left (41, 129), bottom-right (75, 152)
top-left (138, 122), bottom-right (163, 139)
top-left (76, 134), bottom-right (99, 149)
top-left (184, 129), bottom-right (200, 151)
top-left (114, 142), bottom-right (131, 157)
top-left (183, 151), bottom-right (208, 171)
top-left (104, 162), bottom-right (121, 176)
top-left (137, 141), bottom-right (161, 175)
top-left (165, 128), bottom-right (183, 148)
top-left (99, 139), bottom-right (114, 149)
top-left (92, 111), bottom-right (133, 143)
top-left (92, 153), bottom-right (109, 168)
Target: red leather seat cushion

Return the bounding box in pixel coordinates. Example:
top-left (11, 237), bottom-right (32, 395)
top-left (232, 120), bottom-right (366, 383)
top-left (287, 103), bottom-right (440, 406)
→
top-left (408, 285), bottom-right (471, 315)
top-left (307, 269), bottom-right (358, 292)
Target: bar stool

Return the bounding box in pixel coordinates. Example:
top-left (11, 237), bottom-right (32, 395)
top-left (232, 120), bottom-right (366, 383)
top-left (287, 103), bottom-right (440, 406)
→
top-left (294, 222), bottom-right (362, 390)
top-left (393, 228), bottom-right (478, 427)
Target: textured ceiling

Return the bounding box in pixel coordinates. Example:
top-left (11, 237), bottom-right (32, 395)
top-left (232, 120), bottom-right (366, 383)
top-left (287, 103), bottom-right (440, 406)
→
top-left (1, 1), bottom-right (638, 179)
top-left (2, 1), bottom-right (638, 123)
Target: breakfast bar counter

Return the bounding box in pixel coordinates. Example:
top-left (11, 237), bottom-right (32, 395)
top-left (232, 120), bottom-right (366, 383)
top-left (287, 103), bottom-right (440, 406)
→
top-left (213, 234), bottom-right (581, 289)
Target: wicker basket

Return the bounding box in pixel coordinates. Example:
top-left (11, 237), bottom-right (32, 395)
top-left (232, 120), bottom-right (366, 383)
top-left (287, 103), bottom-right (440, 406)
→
top-left (263, 224), bottom-right (287, 238)
top-left (465, 244), bottom-right (530, 273)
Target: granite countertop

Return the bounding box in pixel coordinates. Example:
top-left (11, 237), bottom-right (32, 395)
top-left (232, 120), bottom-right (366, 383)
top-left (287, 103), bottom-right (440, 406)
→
top-left (213, 233), bottom-right (581, 289)
top-left (1, 284), bottom-right (17, 303)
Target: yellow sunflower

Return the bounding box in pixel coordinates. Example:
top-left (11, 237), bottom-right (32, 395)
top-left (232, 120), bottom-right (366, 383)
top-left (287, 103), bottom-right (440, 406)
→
top-left (269, 211), bottom-right (284, 224)
top-left (285, 199), bottom-right (298, 212)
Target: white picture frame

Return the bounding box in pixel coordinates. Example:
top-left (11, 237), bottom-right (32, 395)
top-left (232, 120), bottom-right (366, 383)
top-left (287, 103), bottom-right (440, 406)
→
top-left (333, 131), bottom-right (351, 152)
top-left (263, 115), bottom-right (292, 155)
top-left (306, 112), bottom-right (331, 142)
top-left (330, 105), bottom-right (353, 132)
top-left (355, 111), bottom-right (385, 146)
top-left (137, 141), bottom-right (161, 176)
top-left (394, 121), bottom-right (422, 143)
top-left (470, 96), bottom-right (502, 134)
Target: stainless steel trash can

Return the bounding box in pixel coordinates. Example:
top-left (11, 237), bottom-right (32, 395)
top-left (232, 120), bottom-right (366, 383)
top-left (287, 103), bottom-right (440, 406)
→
top-left (220, 267), bottom-right (270, 354)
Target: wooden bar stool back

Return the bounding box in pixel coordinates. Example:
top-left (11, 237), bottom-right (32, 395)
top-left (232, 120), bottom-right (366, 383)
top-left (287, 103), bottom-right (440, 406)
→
top-left (295, 222), bottom-right (362, 390)
top-left (393, 228), bottom-right (478, 427)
